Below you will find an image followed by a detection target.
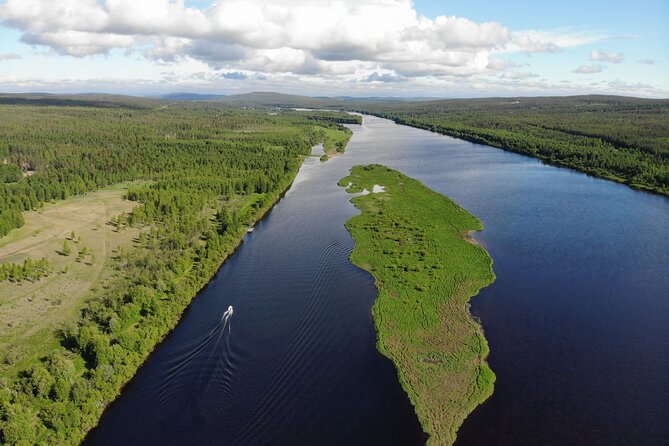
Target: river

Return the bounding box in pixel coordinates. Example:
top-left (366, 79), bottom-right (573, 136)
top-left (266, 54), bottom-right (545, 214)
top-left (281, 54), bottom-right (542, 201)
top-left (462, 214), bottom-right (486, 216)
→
top-left (85, 115), bottom-right (669, 445)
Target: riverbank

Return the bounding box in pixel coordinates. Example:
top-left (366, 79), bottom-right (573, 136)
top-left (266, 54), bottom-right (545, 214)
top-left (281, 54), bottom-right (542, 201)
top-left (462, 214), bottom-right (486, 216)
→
top-left (352, 108), bottom-right (669, 198)
top-left (339, 164), bottom-right (496, 445)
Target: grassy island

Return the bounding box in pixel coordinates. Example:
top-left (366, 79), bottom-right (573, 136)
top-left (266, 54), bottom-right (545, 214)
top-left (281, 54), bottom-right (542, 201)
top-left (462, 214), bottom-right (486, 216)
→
top-left (339, 165), bottom-right (496, 445)
top-left (287, 110), bottom-right (360, 162)
top-left (318, 125), bottom-right (353, 161)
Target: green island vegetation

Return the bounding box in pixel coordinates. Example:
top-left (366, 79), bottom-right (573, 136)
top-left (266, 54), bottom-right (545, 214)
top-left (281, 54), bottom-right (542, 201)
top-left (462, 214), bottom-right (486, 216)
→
top-left (339, 164), bottom-right (496, 446)
top-left (292, 110), bottom-right (361, 161)
top-left (0, 97), bottom-right (354, 445)
top-left (317, 125), bottom-right (354, 161)
top-left (353, 96), bottom-right (669, 196)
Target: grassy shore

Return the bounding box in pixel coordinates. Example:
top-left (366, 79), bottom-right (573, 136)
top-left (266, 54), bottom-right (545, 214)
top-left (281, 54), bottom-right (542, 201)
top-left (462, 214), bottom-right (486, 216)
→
top-left (339, 165), bottom-right (496, 445)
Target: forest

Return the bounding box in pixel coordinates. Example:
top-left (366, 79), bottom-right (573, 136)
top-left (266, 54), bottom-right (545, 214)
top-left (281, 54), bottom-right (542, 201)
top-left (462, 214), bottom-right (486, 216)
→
top-left (0, 99), bottom-right (354, 445)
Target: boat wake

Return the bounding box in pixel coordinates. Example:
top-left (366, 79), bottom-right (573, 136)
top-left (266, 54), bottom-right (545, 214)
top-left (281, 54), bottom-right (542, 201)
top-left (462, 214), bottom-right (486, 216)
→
top-left (155, 304), bottom-right (238, 425)
top-left (235, 240), bottom-right (350, 442)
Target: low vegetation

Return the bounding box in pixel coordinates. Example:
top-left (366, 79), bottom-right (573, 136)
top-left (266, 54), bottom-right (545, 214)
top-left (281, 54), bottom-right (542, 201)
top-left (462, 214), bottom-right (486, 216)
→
top-left (0, 258), bottom-right (52, 283)
top-left (339, 165), bottom-right (496, 445)
top-left (295, 110), bottom-right (362, 126)
top-left (0, 99), bottom-right (354, 445)
top-left (292, 110), bottom-right (360, 161)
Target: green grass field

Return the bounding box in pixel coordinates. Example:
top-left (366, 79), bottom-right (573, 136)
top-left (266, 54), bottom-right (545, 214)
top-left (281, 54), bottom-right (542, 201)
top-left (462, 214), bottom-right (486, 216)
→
top-left (339, 165), bottom-right (496, 445)
top-left (0, 184), bottom-right (142, 377)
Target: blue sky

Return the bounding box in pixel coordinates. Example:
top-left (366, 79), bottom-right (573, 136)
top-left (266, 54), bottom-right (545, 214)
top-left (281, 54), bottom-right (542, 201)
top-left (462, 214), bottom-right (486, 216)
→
top-left (0, 0), bottom-right (666, 97)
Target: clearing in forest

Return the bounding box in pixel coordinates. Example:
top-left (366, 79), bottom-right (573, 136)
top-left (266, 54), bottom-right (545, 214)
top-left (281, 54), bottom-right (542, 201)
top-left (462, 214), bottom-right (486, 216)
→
top-left (0, 184), bottom-right (141, 375)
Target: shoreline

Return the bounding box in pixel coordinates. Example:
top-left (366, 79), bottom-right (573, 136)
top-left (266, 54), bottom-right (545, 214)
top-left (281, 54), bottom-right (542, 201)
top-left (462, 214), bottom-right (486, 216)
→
top-left (352, 111), bottom-right (669, 198)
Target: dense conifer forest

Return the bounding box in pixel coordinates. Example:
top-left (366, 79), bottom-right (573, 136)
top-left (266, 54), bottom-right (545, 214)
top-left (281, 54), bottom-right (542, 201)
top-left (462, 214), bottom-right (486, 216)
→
top-left (0, 99), bottom-right (354, 445)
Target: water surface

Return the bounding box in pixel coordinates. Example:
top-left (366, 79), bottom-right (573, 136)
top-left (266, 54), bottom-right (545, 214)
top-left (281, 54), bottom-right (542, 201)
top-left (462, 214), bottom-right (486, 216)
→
top-left (86, 116), bottom-right (669, 445)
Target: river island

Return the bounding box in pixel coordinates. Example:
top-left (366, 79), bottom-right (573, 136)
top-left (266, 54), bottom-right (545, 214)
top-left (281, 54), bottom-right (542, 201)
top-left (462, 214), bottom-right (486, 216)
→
top-left (339, 164), bottom-right (496, 445)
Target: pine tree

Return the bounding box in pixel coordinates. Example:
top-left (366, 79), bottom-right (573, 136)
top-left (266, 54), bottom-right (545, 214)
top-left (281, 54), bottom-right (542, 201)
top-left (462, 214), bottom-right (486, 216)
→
top-left (62, 240), bottom-right (71, 256)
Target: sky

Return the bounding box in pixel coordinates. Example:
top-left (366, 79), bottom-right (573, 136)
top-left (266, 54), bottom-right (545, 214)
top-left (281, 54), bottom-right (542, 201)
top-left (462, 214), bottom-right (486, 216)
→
top-left (0, 0), bottom-right (667, 98)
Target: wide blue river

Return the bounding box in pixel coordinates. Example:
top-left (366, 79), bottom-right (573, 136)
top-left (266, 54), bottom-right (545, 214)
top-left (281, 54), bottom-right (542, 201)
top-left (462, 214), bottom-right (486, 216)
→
top-left (85, 115), bottom-right (669, 445)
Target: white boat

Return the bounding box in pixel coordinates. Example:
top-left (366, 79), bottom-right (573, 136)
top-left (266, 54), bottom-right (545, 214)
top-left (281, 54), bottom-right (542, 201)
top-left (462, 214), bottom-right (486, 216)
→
top-left (247, 227), bottom-right (254, 233)
top-left (221, 305), bottom-right (234, 323)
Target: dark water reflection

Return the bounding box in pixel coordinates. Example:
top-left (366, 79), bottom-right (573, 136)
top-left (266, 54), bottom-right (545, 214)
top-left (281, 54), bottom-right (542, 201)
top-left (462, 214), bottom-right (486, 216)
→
top-left (86, 116), bottom-right (669, 445)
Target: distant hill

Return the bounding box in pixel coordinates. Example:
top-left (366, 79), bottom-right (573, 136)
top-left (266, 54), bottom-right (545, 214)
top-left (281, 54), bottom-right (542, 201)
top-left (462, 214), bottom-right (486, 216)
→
top-left (157, 92), bottom-right (228, 101)
top-left (0, 90), bottom-right (440, 113)
top-left (220, 92), bottom-right (341, 108)
top-left (2, 91), bottom-right (665, 113)
top-left (218, 91), bottom-right (439, 108)
top-left (0, 93), bottom-right (159, 109)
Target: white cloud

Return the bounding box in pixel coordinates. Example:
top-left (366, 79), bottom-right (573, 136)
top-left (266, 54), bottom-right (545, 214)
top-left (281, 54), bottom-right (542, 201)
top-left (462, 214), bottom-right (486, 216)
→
top-left (500, 70), bottom-right (539, 80)
top-left (20, 31), bottom-right (135, 57)
top-left (573, 64), bottom-right (605, 74)
top-left (0, 52), bottom-right (22, 60)
top-left (220, 71), bottom-right (248, 80)
top-left (365, 72), bottom-right (405, 83)
top-left (590, 50), bottom-right (624, 63)
top-left (1, 67), bottom-right (667, 99)
top-left (0, 0), bottom-right (601, 81)
top-left (604, 79), bottom-right (662, 97)
top-left (506, 29), bottom-right (603, 54)
top-left (638, 58), bottom-right (655, 65)
top-left (6, 0), bottom-right (661, 97)
top-left (403, 16), bottom-right (510, 51)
